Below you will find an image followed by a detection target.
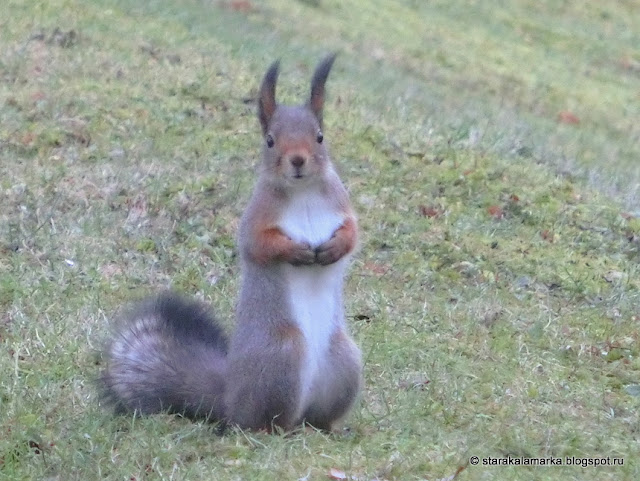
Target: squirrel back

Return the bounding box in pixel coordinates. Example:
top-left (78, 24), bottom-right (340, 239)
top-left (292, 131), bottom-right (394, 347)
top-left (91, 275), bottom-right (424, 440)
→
top-left (100, 56), bottom-right (362, 432)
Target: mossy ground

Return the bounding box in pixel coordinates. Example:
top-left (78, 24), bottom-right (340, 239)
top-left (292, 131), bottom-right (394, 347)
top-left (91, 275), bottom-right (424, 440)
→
top-left (1, 1), bottom-right (639, 480)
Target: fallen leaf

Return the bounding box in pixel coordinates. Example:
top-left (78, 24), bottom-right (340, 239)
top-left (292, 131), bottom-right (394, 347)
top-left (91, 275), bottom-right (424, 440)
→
top-left (20, 132), bottom-right (36, 145)
top-left (419, 205), bottom-right (442, 218)
top-left (126, 194), bottom-right (148, 225)
top-left (557, 111), bottom-right (580, 125)
top-left (31, 91), bottom-right (46, 102)
top-left (227, 0), bottom-right (255, 12)
top-left (363, 261), bottom-right (390, 275)
top-left (436, 462), bottom-right (468, 481)
top-left (487, 205), bottom-right (504, 219)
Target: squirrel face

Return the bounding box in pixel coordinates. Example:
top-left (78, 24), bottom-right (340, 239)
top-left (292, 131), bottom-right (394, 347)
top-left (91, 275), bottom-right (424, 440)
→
top-left (262, 106), bottom-right (329, 186)
top-left (257, 55), bottom-right (337, 189)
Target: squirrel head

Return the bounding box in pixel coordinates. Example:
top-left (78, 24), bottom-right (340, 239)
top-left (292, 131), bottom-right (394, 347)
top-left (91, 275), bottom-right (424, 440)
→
top-left (257, 54), bottom-right (337, 188)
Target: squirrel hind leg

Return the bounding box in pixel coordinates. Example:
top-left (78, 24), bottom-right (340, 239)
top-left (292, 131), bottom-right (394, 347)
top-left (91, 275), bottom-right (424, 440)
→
top-left (300, 330), bottom-right (362, 431)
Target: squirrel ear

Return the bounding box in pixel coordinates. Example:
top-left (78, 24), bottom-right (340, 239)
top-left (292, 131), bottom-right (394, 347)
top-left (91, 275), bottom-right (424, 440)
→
top-left (309, 53), bottom-right (337, 128)
top-left (259, 60), bottom-right (280, 135)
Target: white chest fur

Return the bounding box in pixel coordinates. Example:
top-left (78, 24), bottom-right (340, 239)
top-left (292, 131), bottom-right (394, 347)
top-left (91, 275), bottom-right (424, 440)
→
top-left (279, 189), bottom-right (343, 249)
top-left (279, 189), bottom-right (347, 408)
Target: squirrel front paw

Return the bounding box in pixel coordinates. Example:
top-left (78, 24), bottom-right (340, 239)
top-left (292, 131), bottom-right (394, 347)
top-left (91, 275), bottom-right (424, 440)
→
top-left (287, 241), bottom-right (317, 266)
top-left (315, 236), bottom-right (349, 266)
top-left (315, 219), bottom-right (357, 266)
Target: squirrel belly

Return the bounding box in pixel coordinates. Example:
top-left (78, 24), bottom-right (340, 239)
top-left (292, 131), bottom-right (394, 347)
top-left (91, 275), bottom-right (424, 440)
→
top-left (279, 186), bottom-right (351, 410)
top-left (284, 263), bottom-right (348, 411)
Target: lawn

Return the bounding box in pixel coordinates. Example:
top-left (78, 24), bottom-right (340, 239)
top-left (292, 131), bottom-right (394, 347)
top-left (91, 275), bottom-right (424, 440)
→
top-left (1, 1), bottom-right (639, 480)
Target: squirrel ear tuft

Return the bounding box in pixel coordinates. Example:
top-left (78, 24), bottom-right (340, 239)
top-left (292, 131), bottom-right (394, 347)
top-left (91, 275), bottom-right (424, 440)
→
top-left (309, 53), bottom-right (337, 128)
top-left (259, 60), bottom-right (280, 135)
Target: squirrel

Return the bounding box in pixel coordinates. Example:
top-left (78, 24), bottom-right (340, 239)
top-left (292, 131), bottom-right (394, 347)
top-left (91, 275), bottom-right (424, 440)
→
top-left (100, 54), bottom-right (362, 432)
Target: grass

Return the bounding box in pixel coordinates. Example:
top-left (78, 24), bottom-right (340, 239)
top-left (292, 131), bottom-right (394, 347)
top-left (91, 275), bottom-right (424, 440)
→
top-left (1, 0), bottom-right (639, 480)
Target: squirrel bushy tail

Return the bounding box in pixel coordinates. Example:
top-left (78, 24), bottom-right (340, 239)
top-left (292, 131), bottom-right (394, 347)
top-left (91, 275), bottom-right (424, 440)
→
top-left (100, 293), bottom-right (228, 420)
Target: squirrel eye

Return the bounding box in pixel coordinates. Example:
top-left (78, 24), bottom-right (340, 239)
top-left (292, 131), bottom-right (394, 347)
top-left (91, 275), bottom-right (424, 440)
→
top-left (316, 131), bottom-right (323, 144)
top-left (266, 134), bottom-right (275, 148)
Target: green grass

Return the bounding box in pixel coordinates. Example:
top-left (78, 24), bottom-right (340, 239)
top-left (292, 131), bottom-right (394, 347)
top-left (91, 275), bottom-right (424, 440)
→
top-left (1, 0), bottom-right (639, 480)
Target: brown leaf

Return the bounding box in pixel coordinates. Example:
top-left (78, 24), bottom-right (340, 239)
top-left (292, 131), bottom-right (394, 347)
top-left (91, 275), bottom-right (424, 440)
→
top-left (126, 194), bottom-right (148, 225)
top-left (436, 462), bottom-right (468, 481)
top-left (419, 205), bottom-right (442, 218)
top-left (31, 91), bottom-right (46, 103)
top-left (487, 205), bottom-right (504, 219)
top-left (541, 229), bottom-right (554, 242)
top-left (20, 132), bottom-right (36, 145)
top-left (229, 0), bottom-right (255, 12)
top-left (363, 261), bottom-right (390, 275)
top-left (557, 111), bottom-right (580, 125)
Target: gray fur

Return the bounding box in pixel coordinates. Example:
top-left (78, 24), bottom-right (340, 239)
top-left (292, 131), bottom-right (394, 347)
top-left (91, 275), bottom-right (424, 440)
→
top-left (100, 293), bottom-right (227, 420)
top-left (226, 56), bottom-right (361, 431)
top-left (100, 57), bottom-right (361, 432)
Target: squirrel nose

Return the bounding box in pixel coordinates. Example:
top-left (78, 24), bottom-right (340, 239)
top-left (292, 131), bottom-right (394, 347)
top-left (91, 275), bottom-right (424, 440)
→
top-left (290, 156), bottom-right (305, 168)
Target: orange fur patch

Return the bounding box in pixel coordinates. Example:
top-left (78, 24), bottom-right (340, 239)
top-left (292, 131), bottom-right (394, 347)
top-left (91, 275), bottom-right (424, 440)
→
top-left (334, 217), bottom-right (358, 255)
top-left (251, 226), bottom-right (292, 265)
top-left (275, 323), bottom-right (303, 341)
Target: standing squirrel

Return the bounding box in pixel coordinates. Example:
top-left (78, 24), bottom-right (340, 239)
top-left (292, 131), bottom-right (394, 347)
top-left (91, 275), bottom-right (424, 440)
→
top-left (100, 55), bottom-right (362, 432)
